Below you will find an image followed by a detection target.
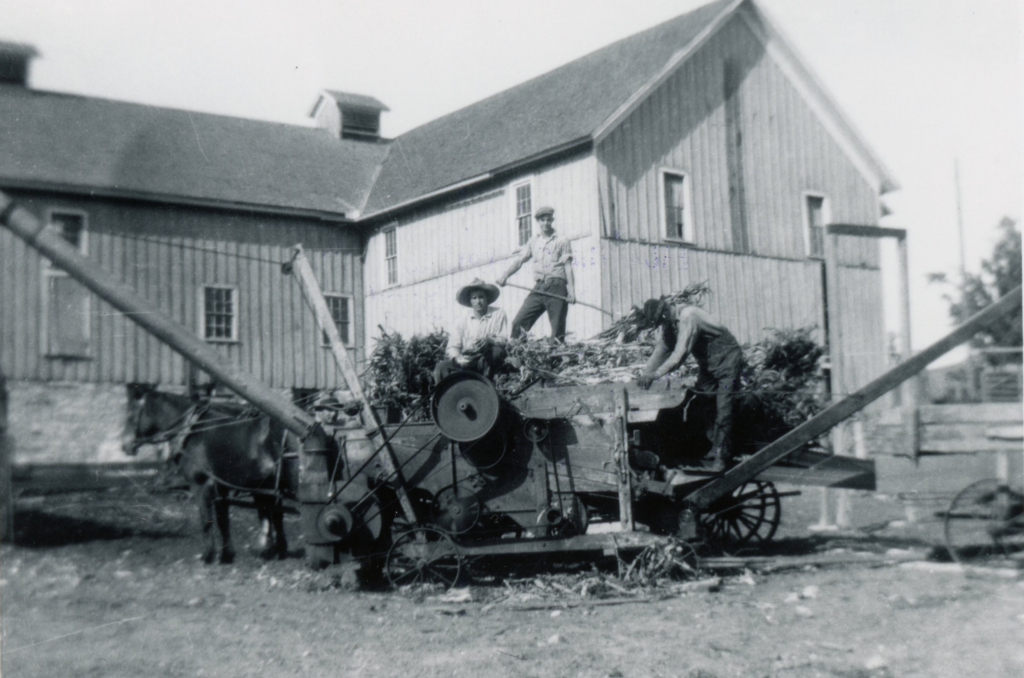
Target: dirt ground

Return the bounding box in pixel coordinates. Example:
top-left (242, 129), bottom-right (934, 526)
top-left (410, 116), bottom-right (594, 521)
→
top-left (2, 485), bottom-right (1022, 678)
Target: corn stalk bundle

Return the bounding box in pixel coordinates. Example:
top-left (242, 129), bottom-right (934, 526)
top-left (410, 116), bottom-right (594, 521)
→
top-left (738, 327), bottom-right (827, 428)
top-left (594, 281), bottom-right (711, 342)
top-left (365, 327), bottom-right (448, 420)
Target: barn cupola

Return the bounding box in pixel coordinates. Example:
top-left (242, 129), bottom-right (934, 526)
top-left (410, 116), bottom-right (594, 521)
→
top-left (310, 90), bottom-right (389, 141)
top-left (0, 41), bottom-right (39, 87)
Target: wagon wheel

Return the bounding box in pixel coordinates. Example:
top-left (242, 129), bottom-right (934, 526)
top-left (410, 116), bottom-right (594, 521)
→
top-left (385, 527), bottom-right (462, 590)
top-left (700, 481), bottom-right (781, 547)
top-left (944, 478), bottom-right (1024, 564)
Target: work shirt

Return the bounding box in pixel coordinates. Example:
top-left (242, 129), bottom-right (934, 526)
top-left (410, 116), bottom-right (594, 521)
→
top-left (513, 232), bottom-right (573, 282)
top-left (446, 307), bottom-right (509, 359)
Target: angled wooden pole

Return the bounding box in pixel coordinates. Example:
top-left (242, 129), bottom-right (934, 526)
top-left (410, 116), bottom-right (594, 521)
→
top-left (286, 246), bottom-right (418, 525)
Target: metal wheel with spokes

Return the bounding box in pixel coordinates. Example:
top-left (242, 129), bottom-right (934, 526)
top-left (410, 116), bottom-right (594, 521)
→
top-left (944, 478), bottom-right (1024, 564)
top-left (700, 481), bottom-right (781, 547)
top-left (385, 527), bottom-right (462, 589)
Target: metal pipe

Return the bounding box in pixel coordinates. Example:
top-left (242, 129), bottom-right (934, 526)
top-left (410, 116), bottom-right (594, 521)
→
top-left (0, 192), bottom-right (315, 437)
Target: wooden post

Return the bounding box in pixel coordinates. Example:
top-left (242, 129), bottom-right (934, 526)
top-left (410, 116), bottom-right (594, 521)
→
top-left (614, 387), bottom-right (634, 532)
top-left (287, 246), bottom-right (418, 525)
top-left (820, 229), bottom-right (844, 530)
top-left (896, 232), bottom-right (923, 406)
top-left (0, 371), bottom-right (12, 543)
top-left (687, 285), bottom-right (1023, 509)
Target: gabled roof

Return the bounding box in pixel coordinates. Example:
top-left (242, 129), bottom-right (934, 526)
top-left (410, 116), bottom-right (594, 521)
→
top-left (0, 85), bottom-right (388, 218)
top-left (363, 0), bottom-right (897, 217)
top-left (0, 0), bottom-right (897, 223)
top-left (362, 0), bottom-right (739, 217)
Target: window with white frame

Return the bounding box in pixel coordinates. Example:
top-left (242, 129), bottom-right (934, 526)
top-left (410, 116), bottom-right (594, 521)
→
top-left (384, 227), bottom-right (398, 286)
top-left (513, 180), bottom-right (533, 247)
top-left (201, 286), bottom-right (238, 342)
top-left (43, 209), bottom-right (91, 358)
top-left (660, 169), bottom-right (693, 242)
top-left (803, 194), bottom-right (828, 258)
top-left (321, 294), bottom-right (351, 346)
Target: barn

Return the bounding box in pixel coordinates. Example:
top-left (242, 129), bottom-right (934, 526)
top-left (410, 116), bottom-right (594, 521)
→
top-left (360, 0), bottom-right (899, 397)
top-left (0, 0), bottom-right (898, 466)
top-left (0, 44), bottom-right (384, 462)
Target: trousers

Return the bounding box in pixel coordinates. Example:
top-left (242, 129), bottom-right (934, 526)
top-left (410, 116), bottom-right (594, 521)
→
top-left (511, 278), bottom-right (569, 341)
top-left (694, 342), bottom-right (744, 462)
top-left (433, 343), bottom-right (508, 384)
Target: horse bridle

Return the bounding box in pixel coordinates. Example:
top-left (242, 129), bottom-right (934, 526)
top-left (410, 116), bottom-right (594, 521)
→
top-left (127, 400), bottom-right (203, 455)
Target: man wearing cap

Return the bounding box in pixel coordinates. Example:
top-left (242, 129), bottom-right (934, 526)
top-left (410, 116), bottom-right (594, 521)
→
top-left (497, 205), bottom-right (575, 341)
top-left (636, 299), bottom-right (745, 472)
top-left (433, 279), bottom-right (509, 384)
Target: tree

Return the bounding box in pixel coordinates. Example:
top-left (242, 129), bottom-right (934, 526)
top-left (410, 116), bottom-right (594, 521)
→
top-left (929, 217), bottom-right (1022, 353)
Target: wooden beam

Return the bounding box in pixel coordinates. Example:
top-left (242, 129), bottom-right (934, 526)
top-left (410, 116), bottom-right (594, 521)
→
top-left (897, 232), bottom-right (924, 404)
top-left (686, 285), bottom-right (1023, 508)
top-left (0, 371), bottom-right (12, 543)
top-left (826, 223), bottom-right (907, 240)
top-left (614, 387), bottom-right (634, 532)
top-left (286, 246), bottom-right (418, 525)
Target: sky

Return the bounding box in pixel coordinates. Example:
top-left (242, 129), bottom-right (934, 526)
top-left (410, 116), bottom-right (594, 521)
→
top-left (5, 0), bottom-right (1021, 363)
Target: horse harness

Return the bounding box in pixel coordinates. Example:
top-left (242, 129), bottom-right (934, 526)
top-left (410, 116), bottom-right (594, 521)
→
top-left (137, 401), bottom-right (299, 499)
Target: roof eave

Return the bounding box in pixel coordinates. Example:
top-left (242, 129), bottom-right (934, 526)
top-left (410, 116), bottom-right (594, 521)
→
top-left (592, 0), bottom-right (745, 145)
top-left (591, 0), bottom-right (899, 196)
top-left (738, 1), bottom-right (900, 194)
top-left (0, 178), bottom-right (355, 223)
top-left (359, 136), bottom-right (592, 222)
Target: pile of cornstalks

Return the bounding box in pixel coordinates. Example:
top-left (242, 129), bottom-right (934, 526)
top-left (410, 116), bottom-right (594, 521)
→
top-left (363, 286), bottom-right (827, 429)
top-left (740, 327), bottom-right (826, 428)
top-left (364, 327), bottom-right (448, 420)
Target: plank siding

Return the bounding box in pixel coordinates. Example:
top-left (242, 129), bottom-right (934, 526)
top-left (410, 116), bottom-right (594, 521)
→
top-left (0, 190), bottom-right (361, 390)
top-left (596, 15), bottom-right (885, 389)
top-left (364, 153), bottom-right (602, 348)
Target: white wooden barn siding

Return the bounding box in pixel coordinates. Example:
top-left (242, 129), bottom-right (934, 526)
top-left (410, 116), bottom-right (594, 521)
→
top-left (0, 191), bottom-right (360, 390)
top-left (597, 14), bottom-right (885, 388)
top-left (363, 154), bottom-right (606, 345)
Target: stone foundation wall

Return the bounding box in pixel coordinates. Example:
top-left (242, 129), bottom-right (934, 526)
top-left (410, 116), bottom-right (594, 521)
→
top-left (6, 381), bottom-right (140, 464)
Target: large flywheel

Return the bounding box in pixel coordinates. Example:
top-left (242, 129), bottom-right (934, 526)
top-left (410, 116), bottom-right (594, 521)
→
top-left (431, 372), bottom-right (500, 442)
top-left (700, 481), bottom-right (781, 547)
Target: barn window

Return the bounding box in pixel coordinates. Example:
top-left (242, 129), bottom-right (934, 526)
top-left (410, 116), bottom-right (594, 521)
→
top-left (513, 180), bottom-right (533, 247)
top-left (384, 227), bottom-right (398, 286)
top-left (321, 294), bottom-right (351, 346)
top-left (660, 169), bottom-right (693, 243)
top-left (803, 194), bottom-right (828, 258)
top-left (201, 286), bottom-right (238, 342)
top-left (42, 209), bottom-right (91, 358)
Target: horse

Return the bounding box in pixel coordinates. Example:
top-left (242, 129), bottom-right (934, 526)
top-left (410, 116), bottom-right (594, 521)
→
top-left (122, 385), bottom-right (302, 564)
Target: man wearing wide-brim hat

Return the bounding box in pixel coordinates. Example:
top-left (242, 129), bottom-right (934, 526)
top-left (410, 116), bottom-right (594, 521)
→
top-left (433, 279), bottom-right (510, 384)
top-left (497, 205), bottom-right (575, 341)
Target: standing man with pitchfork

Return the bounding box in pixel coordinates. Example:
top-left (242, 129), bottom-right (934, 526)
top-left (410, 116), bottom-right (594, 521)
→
top-left (496, 205), bottom-right (575, 341)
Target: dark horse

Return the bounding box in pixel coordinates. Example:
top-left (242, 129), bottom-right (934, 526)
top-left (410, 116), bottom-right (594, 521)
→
top-left (122, 385), bottom-right (300, 564)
